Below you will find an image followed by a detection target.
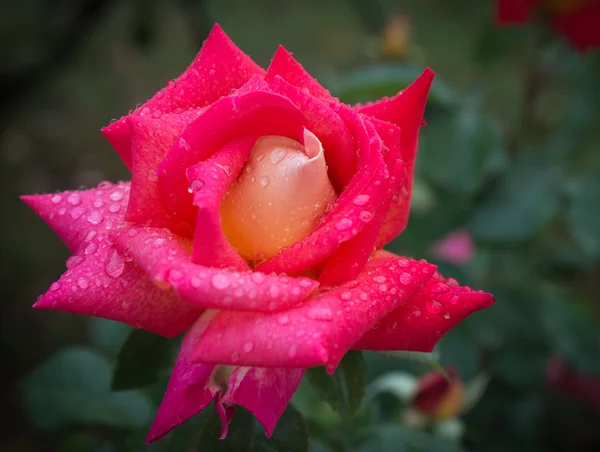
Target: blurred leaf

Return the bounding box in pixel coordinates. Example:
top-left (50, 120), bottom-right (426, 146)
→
top-left (470, 160), bottom-right (561, 241)
top-left (378, 348), bottom-right (447, 377)
top-left (354, 425), bottom-right (465, 452)
top-left (365, 371), bottom-right (417, 403)
top-left (565, 175), bottom-right (600, 258)
top-left (111, 329), bottom-right (174, 391)
top-left (334, 64), bottom-right (455, 106)
top-left (438, 327), bottom-right (479, 380)
top-left (89, 318), bottom-right (132, 356)
top-left (495, 345), bottom-right (547, 388)
top-left (541, 293), bottom-right (600, 373)
top-left (306, 351), bottom-right (366, 419)
top-left (473, 24), bottom-right (528, 67)
top-left (173, 405), bottom-right (308, 452)
top-left (21, 346), bottom-right (153, 431)
top-left (420, 92), bottom-right (507, 195)
top-left (59, 434), bottom-right (115, 452)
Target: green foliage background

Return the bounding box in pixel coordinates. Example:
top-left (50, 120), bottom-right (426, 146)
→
top-left (1, 0), bottom-right (598, 451)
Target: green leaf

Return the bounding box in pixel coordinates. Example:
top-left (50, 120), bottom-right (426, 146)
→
top-left (111, 329), bottom-right (174, 391)
top-left (89, 318), bottom-right (132, 356)
top-left (419, 92), bottom-right (507, 196)
top-left (165, 404), bottom-right (308, 452)
top-left (470, 160), bottom-right (561, 241)
top-left (58, 434), bottom-right (115, 452)
top-left (21, 346), bottom-right (153, 431)
top-left (334, 64), bottom-right (455, 107)
top-left (306, 351), bottom-right (366, 419)
top-left (354, 425), bottom-right (465, 452)
top-left (565, 175), bottom-right (600, 258)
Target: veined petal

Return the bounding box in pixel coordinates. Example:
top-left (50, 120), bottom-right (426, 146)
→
top-left (222, 367), bottom-right (305, 437)
top-left (356, 68), bottom-right (434, 246)
top-left (269, 75), bottom-right (356, 190)
top-left (353, 269), bottom-right (494, 352)
top-left (265, 46), bottom-right (334, 102)
top-left (111, 227), bottom-right (319, 312)
top-left (127, 110), bottom-right (204, 237)
top-left (157, 90), bottom-right (307, 224)
top-left (186, 135), bottom-right (257, 270)
top-left (102, 24), bottom-right (265, 168)
top-left (191, 256), bottom-right (436, 371)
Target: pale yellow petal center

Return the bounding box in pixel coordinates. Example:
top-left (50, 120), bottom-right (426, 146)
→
top-left (220, 130), bottom-right (337, 263)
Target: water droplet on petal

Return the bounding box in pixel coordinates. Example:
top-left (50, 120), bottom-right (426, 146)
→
top-left (340, 291), bottom-right (352, 300)
top-left (278, 315), bottom-right (289, 325)
top-left (269, 285), bottom-right (280, 297)
top-left (336, 218), bottom-right (353, 231)
top-left (444, 313), bottom-right (451, 319)
top-left (51, 194), bottom-right (62, 204)
top-left (70, 207), bottom-right (85, 219)
top-left (430, 282), bottom-right (449, 294)
top-left (308, 306), bottom-right (333, 321)
top-left (67, 193), bottom-right (81, 205)
top-left (251, 273), bottom-right (265, 284)
top-left (87, 211), bottom-right (104, 225)
top-left (84, 242), bottom-right (98, 255)
top-left (288, 344), bottom-right (297, 358)
top-left (105, 250), bottom-right (125, 278)
top-left (109, 191), bottom-right (123, 202)
top-left (373, 275), bottom-right (386, 283)
top-left (399, 272), bottom-right (412, 284)
top-left (426, 299), bottom-right (443, 314)
top-left (231, 351), bottom-right (239, 363)
top-left (109, 203), bottom-right (121, 213)
top-left (243, 342), bottom-right (254, 352)
top-left (270, 149), bottom-right (286, 165)
top-left (259, 176), bottom-right (270, 187)
top-left (212, 273), bottom-right (230, 290)
top-left (353, 194), bottom-right (370, 206)
top-left (77, 277), bottom-right (89, 289)
top-left (359, 211), bottom-right (372, 222)
top-left (49, 282), bottom-right (61, 292)
top-left (66, 255), bottom-right (84, 269)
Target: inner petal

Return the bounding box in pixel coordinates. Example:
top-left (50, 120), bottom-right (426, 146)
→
top-left (220, 129), bottom-right (337, 263)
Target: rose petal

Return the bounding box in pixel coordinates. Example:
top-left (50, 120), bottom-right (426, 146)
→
top-left (102, 24), bottom-right (265, 169)
top-left (147, 311), bottom-right (220, 443)
top-left (356, 68), bottom-right (434, 247)
top-left (186, 135), bottom-right (257, 270)
top-left (265, 46), bottom-right (334, 102)
top-left (353, 269), bottom-right (494, 352)
top-left (191, 256), bottom-right (436, 371)
top-left (157, 90), bottom-right (307, 224)
top-left (222, 367), bottom-right (305, 437)
top-left (21, 181), bottom-right (132, 254)
top-left (127, 110), bottom-right (204, 236)
top-left (318, 119), bottom-right (405, 285)
top-left (269, 75), bottom-right (356, 190)
top-left (256, 105), bottom-right (388, 276)
top-left (111, 227), bottom-right (319, 312)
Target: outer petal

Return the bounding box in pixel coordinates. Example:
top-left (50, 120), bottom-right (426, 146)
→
top-left (256, 105), bottom-right (388, 276)
top-left (353, 269), bottom-right (494, 352)
top-left (22, 182), bottom-right (200, 337)
top-left (127, 110), bottom-right (204, 236)
top-left (265, 46), bottom-right (334, 102)
top-left (191, 256), bottom-right (437, 372)
top-left (318, 119), bottom-right (405, 285)
top-left (186, 135), bottom-right (256, 270)
top-left (356, 68), bottom-right (434, 246)
top-left (222, 367), bottom-right (305, 437)
top-left (111, 226), bottom-right (319, 312)
top-left (147, 311), bottom-right (219, 443)
top-left (552, 1), bottom-right (600, 51)
top-left (102, 24), bottom-right (265, 168)
top-left (269, 75), bottom-right (357, 191)
top-left (157, 90), bottom-right (307, 224)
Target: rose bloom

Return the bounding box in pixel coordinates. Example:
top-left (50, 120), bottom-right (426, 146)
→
top-left (411, 368), bottom-right (464, 420)
top-left (495, 0), bottom-right (600, 51)
top-left (430, 229), bottom-right (476, 267)
top-left (22, 25), bottom-right (494, 442)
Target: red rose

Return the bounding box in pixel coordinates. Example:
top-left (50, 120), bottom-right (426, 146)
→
top-left (411, 368), bottom-right (464, 420)
top-left (22, 24), bottom-right (493, 441)
top-left (496, 0), bottom-right (600, 51)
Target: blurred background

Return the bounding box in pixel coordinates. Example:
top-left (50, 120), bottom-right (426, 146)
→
top-left (1, 0), bottom-right (599, 451)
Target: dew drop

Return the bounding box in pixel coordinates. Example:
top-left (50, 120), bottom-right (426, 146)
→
top-left (270, 149), bottom-right (286, 165)
top-left (251, 273), bottom-right (265, 284)
top-left (109, 191), bottom-right (123, 202)
top-left (277, 315), bottom-right (289, 325)
top-left (444, 313), bottom-right (451, 320)
top-left (66, 255), bottom-right (84, 269)
top-left (77, 277), bottom-right (89, 289)
top-left (243, 342), bottom-right (254, 352)
top-left (85, 230), bottom-right (97, 241)
top-left (105, 250), bottom-right (125, 278)
top-left (269, 285), bottom-right (280, 297)
top-left (231, 351), bottom-right (239, 363)
top-left (308, 306), bottom-right (333, 321)
top-left (359, 211), bottom-right (373, 222)
top-left (426, 299), bottom-right (443, 314)
top-left (49, 282), bottom-right (61, 292)
top-left (208, 69), bottom-right (216, 76)
top-left (359, 292), bottom-right (369, 301)
top-left (70, 207), bottom-right (85, 219)
top-left (128, 228), bottom-right (140, 237)
top-left (373, 275), bottom-right (386, 283)
top-left (259, 176), bottom-right (270, 187)
top-left (430, 282), bottom-right (449, 294)
top-left (399, 272), bottom-right (412, 284)
top-left (84, 242), bottom-right (98, 255)
top-left (109, 203), bottom-right (121, 213)
top-left (51, 194), bottom-right (62, 204)
top-left (93, 199), bottom-right (104, 208)
top-left (58, 207), bottom-right (67, 215)
top-left (379, 284), bottom-right (387, 292)
top-left (353, 194), bottom-right (370, 206)
top-left (340, 291), bottom-right (352, 301)
top-left (288, 344), bottom-right (297, 358)
top-left (87, 211), bottom-right (104, 225)
top-left (335, 218), bottom-right (353, 231)
top-left (212, 273), bottom-right (230, 290)
top-left (67, 193), bottom-right (81, 205)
